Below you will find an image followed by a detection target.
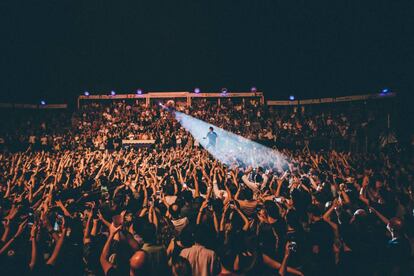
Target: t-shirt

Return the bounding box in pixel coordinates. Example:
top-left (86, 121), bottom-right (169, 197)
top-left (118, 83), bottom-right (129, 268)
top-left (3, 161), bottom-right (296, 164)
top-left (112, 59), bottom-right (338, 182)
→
top-left (206, 131), bottom-right (218, 145)
top-left (172, 217), bottom-right (189, 234)
top-left (180, 244), bottom-right (219, 276)
top-left (386, 237), bottom-right (411, 268)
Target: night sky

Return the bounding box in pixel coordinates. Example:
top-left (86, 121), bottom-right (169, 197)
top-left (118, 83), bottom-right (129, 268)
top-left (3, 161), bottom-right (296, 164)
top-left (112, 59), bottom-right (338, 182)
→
top-left (0, 1), bottom-right (413, 104)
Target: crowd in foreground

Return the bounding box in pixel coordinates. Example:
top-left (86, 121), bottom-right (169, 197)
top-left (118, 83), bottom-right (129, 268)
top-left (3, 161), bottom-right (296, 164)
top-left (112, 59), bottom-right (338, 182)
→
top-left (0, 98), bottom-right (413, 275)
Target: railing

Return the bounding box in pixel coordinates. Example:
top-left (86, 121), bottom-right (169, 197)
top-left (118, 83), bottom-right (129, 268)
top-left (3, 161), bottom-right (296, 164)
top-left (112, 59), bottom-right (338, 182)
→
top-left (77, 91), bottom-right (265, 108)
top-left (0, 103), bottom-right (68, 109)
top-left (267, 92), bottom-right (396, 106)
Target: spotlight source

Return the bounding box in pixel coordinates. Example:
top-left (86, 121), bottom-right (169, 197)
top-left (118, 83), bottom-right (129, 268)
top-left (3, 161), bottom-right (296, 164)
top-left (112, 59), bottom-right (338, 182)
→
top-left (381, 88), bottom-right (389, 94)
top-left (289, 95), bottom-right (295, 101)
top-left (194, 88), bottom-right (200, 94)
top-left (251, 86), bottom-right (257, 92)
top-left (84, 91), bottom-right (90, 96)
top-left (221, 88), bottom-right (228, 94)
top-left (111, 91), bottom-right (116, 96)
top-left (137, 89), bottom-right (143, 95)
top-left (40, 100), bottom-right (46, 105)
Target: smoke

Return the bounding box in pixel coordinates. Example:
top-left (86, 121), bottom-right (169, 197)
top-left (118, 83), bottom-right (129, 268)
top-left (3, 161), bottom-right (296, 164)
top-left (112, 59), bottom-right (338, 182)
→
top-left (174, 111), bottom-right (288, 171)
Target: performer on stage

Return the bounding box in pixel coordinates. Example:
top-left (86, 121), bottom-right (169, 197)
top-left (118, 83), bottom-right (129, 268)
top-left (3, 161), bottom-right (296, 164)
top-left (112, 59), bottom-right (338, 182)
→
top-left (204, 127), bottom-right (218, 149)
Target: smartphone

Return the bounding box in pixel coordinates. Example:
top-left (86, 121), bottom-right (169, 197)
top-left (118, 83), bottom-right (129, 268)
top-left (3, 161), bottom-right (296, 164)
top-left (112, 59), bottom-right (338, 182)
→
top-left (28, 212), bottom-right (34, 226)
top-left (273, 197), bottom-right (283, 204)
top-left (53, 221), bottom-right (59, 231)
top-left (288, 242), bottom-right (297, 252)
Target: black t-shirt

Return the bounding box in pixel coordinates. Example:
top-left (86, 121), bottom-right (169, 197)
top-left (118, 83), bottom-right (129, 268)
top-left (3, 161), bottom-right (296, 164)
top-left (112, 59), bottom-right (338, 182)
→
top-left (309, 220), bottom-right (334, 253)
top-left (386, 237), bottom-right (411, 265)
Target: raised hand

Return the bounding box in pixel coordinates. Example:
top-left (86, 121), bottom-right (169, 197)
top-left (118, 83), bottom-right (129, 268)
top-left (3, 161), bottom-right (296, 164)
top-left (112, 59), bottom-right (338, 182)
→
top-left (108, 223), bottom-right (122, 237)
top-left (15, 219), bottom-right (28, 238)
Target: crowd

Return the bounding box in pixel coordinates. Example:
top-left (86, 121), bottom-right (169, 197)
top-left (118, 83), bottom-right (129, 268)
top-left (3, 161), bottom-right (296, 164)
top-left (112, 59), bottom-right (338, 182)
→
top-left (0, 98), bottom-right (413, 275)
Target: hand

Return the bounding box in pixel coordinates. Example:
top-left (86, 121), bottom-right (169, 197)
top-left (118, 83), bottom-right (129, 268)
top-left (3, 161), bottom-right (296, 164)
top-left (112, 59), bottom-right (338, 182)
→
top-left (223, 202), bottom-right (230, 213)
top-left (200, 201), bottom-right (208, 210)
top-left (3, 218), bottom-right (11, 229)
top-left (97, 211), bottom-right (105, 222)
top-left (60, 216), bottom-right (67, 231)
top-left (15, 219), bottom-right (28, 238)
top-left (109, 223), bottom-right (121, 237)
top-left (30, 223), bottom-right (38, 241)
top-left (284, 242), bottom-right (292, 257)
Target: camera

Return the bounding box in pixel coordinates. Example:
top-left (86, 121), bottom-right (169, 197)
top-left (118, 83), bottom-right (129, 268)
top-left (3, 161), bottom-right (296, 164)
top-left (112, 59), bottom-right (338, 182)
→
top-left (288, 241), bottom-right (297, 252)
top-left (28, 212), bottom-right (34, 226)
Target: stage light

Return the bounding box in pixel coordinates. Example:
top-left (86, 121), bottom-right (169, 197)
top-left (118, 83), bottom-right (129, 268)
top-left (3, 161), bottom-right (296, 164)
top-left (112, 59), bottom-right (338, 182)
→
top-left (289, 95), bottom-right (295, 101)
top-left (194, 88), bottom-right (200, 94)
top-left (40, 100), bottom-right (46, 105)
top-left (137, 89), bottom-right (143, 95)
top-left (111, 90), bottom-right (116, 96)
top-left (251, 86), bottom-right (257, 92)
top-left (381, 88), bottom-right (389, 94)
top-left (221, 88), bottom-right (228, 94)
top-left (84, 91), bottom-right (90, 96)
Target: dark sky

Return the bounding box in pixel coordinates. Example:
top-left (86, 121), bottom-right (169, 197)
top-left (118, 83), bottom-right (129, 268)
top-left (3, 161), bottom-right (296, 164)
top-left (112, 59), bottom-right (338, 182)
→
top-left (0, 1), bottom-right (413, 104)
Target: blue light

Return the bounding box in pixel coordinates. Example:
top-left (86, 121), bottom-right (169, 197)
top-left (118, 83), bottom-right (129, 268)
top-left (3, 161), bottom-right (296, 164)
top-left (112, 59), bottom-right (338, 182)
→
top-left (40, 100), bottom-right (46, 105)
top-left (251, 86), bottom-right (257, 92)
top-left (137, 89), bottom-right (143, 95)
top-left (289, 95), bottom-right (295, 101)
top-left (84, 91), bottom-right (90, 96)
top-left (221, 88), bottom-right (228, 94)
top-left (194, 88), bottom-right (200, 94)
top-left (381, 88), bottom-right (389, 94)
top-left (174, 111), bottom-right (288, 171)
top-left (111, 91), bottom-right (116, 96)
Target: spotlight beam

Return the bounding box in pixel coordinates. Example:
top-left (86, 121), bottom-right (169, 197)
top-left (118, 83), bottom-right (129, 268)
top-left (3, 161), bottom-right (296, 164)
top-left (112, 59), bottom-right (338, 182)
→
top-left (174, 111), bottom-right (288, 171)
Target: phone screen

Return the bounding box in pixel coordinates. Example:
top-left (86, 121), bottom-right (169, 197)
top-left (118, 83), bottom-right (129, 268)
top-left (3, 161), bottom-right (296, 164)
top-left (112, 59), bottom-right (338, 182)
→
top-left (53, 222), bottom-right (59, 231)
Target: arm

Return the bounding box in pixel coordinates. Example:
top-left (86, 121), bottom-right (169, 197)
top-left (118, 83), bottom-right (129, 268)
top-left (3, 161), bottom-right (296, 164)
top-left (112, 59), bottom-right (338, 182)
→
top-left (193, 171), bottom-right (200, 198)
top-left (220, 204), bottom-right (230, 232)
top-left (322, 200), bottom-right (339, 235)
top-left (197, 201), bottom-right (208, 225)
top-left (234, 205), bottom-right (250, 231)
top-left (100, 224), bottom-right (121, 275)
top-left (1, 219), bottom-right (10, 243)
top-left (278, 242), bottom-right (292, 276)
top-left (98, 211), bottom-right (111, 228)
top-left (241, 174), bottom-right (259, 193)
top-left (46, 224), bottom-right (67, 266)
top-left (119, 230), bottom-right (141, 252)
top-left (0, 220), bottom-right (27, 255)
top-left (56, 200), bottom-right (73, 218)
top-left (83, 208), bottom-right (93, 244)
top-left (338, 184), bottom-right (350, 205)
top-left (212, 211), bottom-right (219, 233)
top-left (369, 206), bottom-right (389, 225)
top-left (29, 224), bottom-right (38, 270)
top-left (91, 219), bottom-right (99, 237)
top-left (262, 254), bottom-right (303, 276)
